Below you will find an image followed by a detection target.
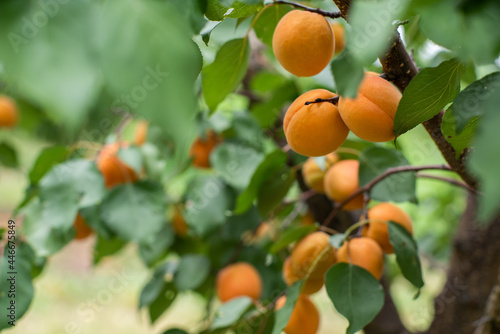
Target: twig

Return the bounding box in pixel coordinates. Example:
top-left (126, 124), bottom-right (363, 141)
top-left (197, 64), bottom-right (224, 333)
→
top-left (273, 0), bottom-right (342, 19)
top-left (417, 173), bottom-right (480, 194)
top-left (322, 164), bottom-right (453, 226)
top-left (304, 96), bottom-right (339, 106)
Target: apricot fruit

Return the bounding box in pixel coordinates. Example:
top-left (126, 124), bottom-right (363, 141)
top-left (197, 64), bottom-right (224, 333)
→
top-left (290, 231), bottom-right (336, 280)
top-left (275, 295), bottom-right (320, 334)
top-left (331, 23), bottom-right (345, 54)
top-left (324, 159), bottom-right (364, 210)
top-left (0, 95), bottom-right (18, 128)
top-left (74, 214), bottom-right (93, 240)
top-left (189, 131), bottom-right (221, 168)
top-left (283, 257), bottom-right (324, 295)
top-left (366, 202), bottom-right (413, 253)
top-left (336, 237), bottom-right (385, 280)
top-left (284, 89), bottom-right (349, 157)
top-left (97, 142), bottom-right (139, 188)
top-left (302, 152), bottom-right (340, 193)
top-left (338, 74), bottom-right (402, 142)
top-left (216, 262), bottom-right (262, 302)
top-left (134, 120), bottom-right (149, 146)
top-left (172, 206), bottom-right (188, 237)
top-left (273, 10), bottom-right (334, 77)
top-left (301, 211), bottom-right (316, 226)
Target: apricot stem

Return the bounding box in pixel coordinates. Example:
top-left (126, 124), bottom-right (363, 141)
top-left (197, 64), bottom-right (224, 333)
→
top-left (273, 1), bottom-right (342, 19)
top-left (322, 164), bottom-right (453, 227)
top-left (304, 96), bottom-right (339, 106)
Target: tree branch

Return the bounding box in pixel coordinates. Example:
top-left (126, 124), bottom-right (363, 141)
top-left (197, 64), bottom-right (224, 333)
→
top-left (272, 1), bottom-right (342, 19)
top-left (322, 164), bottom-right (452, 227)
top-left (417, 173), bottom-right (479, 194)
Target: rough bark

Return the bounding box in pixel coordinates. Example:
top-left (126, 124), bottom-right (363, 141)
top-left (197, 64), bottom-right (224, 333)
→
top-left (427, 193), bottom-right (500, 334)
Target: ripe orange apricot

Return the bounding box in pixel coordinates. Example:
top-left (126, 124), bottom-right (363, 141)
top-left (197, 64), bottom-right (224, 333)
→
top-left (290, 231), bottom-right (336, 280)
top-left (97, 142), bottom-right (138, 188)
top-left (172, 206), bottom-right (188, 237)
top-left (216, 262), bottom-right (262, 303)
top-left (302, 152), bottom-right (340, 193)
top-left (74, 214), bottom-right (93, 240)
top-left (189, 131), bottom-right (221, 168)
top-left (330, 23), bottom-right (345, 54)
top-left (301, 211), bottom-right (316, 226)
top-left (273, 10), bottom-right (334, 77)
top-left (338, 74), bottom-right (402, 142)
top-left (283, 257), bottom-right (324, 295)
top-left (275, 295), bottom-right (320, 334)
top-left (366, 202), bottom-right (413, 253)
top-left (0, 95), bottom-right (18, 128)
top-left (324, 159), bottom-right (364, 210)
top-left (337, 237), bottom-right (385, 280)
top-left (284, 89), bottom-right (349, 157)
top-left (134, 120), bottom-right (149, 146)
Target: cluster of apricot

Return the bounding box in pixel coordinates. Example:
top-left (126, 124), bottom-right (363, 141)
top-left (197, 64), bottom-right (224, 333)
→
top-left (273, 11), bottom-right (402, 156)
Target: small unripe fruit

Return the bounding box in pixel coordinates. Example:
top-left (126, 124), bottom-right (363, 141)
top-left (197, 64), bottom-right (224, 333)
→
top-left (302, 152), bottom-right (340, 193)
top-left (366, 202), bottom-right (413, 253)
top-left (275, 295), bottom-right (320, 334)
top-left (0, 95), bottom-right (18, 128)
top-left (74, 214), bottom-right (93, 240)
top-left (338, 74), bottom-right (402, 142)
top-left (97, 142), bottom-right (138, 188)
top-left (189, 131), bottom-right (221, 168)
top-left (273, 10), bottom-right (334, 77)
top-left (290, 232), bottom-right (336, 280)
top-left (324, 159), bottom-right (364, 210)
top-left (216, 262), bottom-right (262, 302)
top-left (337, 237), bottom-right (385, 280)
top-left (284, 89), bottom-right (349, 157)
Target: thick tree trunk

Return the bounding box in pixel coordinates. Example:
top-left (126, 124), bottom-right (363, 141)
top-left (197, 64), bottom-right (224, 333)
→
top-left (426, 193), bottom-right (500, 334)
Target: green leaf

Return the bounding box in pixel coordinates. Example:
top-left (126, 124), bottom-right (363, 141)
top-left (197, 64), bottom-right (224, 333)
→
top-left (271, 281), bottom-right (304, 334)
top-left (163, 330), bottom-right (188, 334)
top-left (211, 297), bottom-right (254, 329)
top-left (100, 181), bottom-right (167, 245)
top-left (39, 159), bottom-right (106, 208)
top-left (139, 224), bottom-right (175, 267)
top-left (139, 262), bottom-right (173, 309)
top-left (348, 0), bottom-right (410, 65)
top-left (29, 146), bottom-right (70, 185)
top-left (206, 0), bottom-right (264, 21)
top-left (211, 142), bottom-right (264, 191)
top-left (0, 0), bottom-right (101, 134)
top-left (441, 109), bottom-right (479, 159)
top-left (0, 142), bottom-right (18, 168)
top-left (358, 147), bottom-right (416, 203)
top-left (149, 282), bottom-right (178, 323)
top-left (257, 168), bottom-right (296, 216)
top-left (0, 242), bottom-right (35, 330)
top-left (270, 224), bottom-right (317, 254)
top-left (174, 254), bottom-right (211, 290)
top-left (394, 58), bottom-right (467, 137)
top-left (169, 0), bottom-right (207, 35)
top-left (331, 50), bottom-right (364, 98)
top-left (117, 146), bottom-right (143, 176)
top-left (235, 149), bottom-right (287, 214)
top-left (202, 38), bottom-right (251, 111)
top-left (184, 176), bottom-right (234, 236)
top-left (388, 222), bottom-right (424, 289)
top-left (254, 4), bottom-right (293, 47)
top-left (97, 0), bottom-right (202, 159)
top-left (325, 263), bottom-right (384, 334)
top-left (329, 233), bottom-right (346, 249)
top-left (415, 0), bottom-right (500, 64)
top-left (94, 235), bottom-right (127, 264)
top-left (469, 90), bottom-right (500, 221)
top-left (449, 72), bottom-right (500, 133)
top-left (251, 80), bottom-right (297, 128)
